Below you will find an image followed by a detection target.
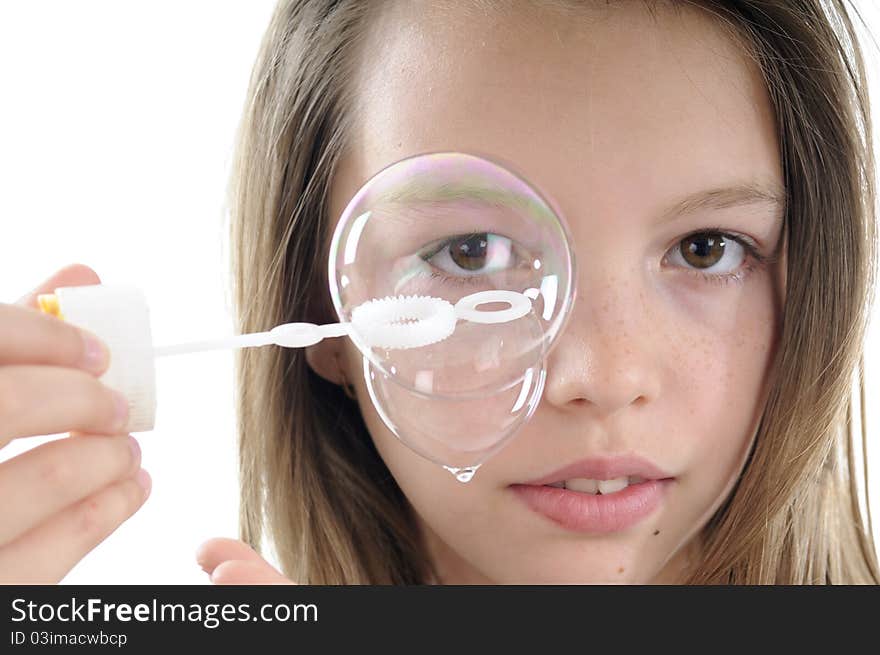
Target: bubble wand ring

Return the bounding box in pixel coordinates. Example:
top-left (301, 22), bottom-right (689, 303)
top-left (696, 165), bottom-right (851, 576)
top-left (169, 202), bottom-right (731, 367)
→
top-left (350, 294), bottom-right (456, 350)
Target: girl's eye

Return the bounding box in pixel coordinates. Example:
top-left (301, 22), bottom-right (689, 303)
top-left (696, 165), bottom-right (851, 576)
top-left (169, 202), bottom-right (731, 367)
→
top-left (421, 232), bottom-right (528, 280)
top-left (665, 230), bottom-right (764, 286)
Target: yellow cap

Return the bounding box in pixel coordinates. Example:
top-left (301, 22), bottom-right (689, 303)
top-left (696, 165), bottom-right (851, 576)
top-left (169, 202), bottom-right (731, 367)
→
top-left (37, 293), bottom-right (65, 321)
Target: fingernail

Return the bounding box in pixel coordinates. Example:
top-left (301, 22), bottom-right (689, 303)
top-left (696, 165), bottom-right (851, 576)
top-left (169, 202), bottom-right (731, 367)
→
top-left (80, 331), bottom-right (109, 374)
top-left (128, 435), bottom-right (141, 465)
top-left (113, 390), bottom-right (130, 433)
top-left (134, 468), bottom-right (152, 496)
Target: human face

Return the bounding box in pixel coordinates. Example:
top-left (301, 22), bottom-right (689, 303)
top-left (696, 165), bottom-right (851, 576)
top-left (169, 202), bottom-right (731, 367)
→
top-left (325, 1), bottom-right (786, 583)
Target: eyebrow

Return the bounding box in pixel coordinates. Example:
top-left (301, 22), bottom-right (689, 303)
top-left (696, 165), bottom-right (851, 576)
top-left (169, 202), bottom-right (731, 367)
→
top-left (377, 181), bottom-right (542, 212)
top-left (658, 182), bottom-right (786, 223)
top-left (374, 180), bottom-right (558, 227)
top-left (372, 177), bottom-right (786, 226)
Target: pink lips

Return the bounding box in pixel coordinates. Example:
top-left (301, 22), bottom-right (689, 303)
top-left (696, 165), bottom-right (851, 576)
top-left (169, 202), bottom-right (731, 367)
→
top-left (509, 455), bottom-right (675, 534)
top-left (520, 455), bottom-right (673, 486)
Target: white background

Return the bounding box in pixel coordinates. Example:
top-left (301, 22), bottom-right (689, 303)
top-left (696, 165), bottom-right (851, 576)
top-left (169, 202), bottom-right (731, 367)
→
top-left (1, 1), bottom-right (879, 584)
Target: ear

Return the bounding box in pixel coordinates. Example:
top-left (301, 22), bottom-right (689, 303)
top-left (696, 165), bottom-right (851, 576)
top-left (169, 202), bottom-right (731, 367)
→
top-left (304, 338), bottom-right (345, 385)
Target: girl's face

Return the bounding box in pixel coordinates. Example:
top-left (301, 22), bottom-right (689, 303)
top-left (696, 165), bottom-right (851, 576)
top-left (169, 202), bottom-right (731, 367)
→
top-left (323, 1), bottom-right (787, 583)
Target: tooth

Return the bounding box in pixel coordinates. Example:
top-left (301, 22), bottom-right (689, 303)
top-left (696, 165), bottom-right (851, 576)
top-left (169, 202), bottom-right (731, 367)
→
top-left (565, 478), bottom-right (599, 494)
top-left (547, 481), bottom-right (565, 488)
top-left (628, 475), bottom-right (645, 485)
top-left (597, 477), bottom-right (628, 494)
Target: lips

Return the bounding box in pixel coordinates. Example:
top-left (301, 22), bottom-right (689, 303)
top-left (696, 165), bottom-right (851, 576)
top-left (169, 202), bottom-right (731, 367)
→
top-left (518, 454), bottom-right (674, 487)
top-left (509, 455), bottom-right (675, 534)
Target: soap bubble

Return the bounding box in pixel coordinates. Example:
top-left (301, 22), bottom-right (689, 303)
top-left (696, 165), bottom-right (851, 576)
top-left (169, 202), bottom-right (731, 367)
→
top-left (328, 152), bottom-right (576, 478)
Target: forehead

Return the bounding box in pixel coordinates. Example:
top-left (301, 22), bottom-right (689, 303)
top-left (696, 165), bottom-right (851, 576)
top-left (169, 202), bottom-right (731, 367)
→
top-left (332, 0), bottom-right (781, 231)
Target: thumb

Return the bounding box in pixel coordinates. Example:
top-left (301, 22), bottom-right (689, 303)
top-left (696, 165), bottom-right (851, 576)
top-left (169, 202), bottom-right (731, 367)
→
top-left (16, 263), bottom-right (102, 309)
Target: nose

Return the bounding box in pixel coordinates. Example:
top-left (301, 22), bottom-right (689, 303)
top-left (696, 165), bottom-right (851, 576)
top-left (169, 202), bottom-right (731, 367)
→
top-left (541, 270), bottom-right (663, 418)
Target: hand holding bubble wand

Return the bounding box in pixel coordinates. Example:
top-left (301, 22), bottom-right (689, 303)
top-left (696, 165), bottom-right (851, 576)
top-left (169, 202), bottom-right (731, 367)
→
top-left (37, 152), bottom-right (577, 483)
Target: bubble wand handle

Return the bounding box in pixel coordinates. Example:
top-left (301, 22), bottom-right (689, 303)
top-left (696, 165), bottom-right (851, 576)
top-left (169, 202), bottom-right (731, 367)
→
top-left (152, 321), bottom-right (352, 358)
top-left (150, 288), bottom-right (537, 357)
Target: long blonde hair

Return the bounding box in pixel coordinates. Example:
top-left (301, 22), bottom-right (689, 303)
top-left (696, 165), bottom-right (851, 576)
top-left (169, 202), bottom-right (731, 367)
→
top-left (227, 0), bottom-right (880, 583)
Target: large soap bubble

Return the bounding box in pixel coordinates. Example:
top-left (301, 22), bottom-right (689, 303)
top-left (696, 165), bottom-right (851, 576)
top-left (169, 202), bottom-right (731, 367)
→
top-left (328, 152), bottom-right (576, 481)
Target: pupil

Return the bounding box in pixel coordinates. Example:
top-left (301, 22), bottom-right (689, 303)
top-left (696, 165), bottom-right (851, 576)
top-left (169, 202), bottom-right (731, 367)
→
top-left (451, 233), bottom-right (489, 271)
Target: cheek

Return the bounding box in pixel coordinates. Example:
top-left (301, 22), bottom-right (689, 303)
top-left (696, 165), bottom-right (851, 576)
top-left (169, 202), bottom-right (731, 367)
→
top-left (663, 271), bottom-right (781, 506)
top-left (673, 292), bottom-right (777, 422)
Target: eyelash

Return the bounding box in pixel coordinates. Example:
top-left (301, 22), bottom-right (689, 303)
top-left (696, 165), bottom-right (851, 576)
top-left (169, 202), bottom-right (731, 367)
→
top-left (673, 227), bottom-right (774, 288)
top-left (423, 230), bottom-right (519, 288)
top-left (423, 228), bottom-right (777, 289)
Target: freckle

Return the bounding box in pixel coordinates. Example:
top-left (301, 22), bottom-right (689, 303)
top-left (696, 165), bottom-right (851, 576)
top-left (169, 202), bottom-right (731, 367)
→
top-left (653, 530), bottom-right (660, 536)
top-left (617, 567), bottom-right (625, 574)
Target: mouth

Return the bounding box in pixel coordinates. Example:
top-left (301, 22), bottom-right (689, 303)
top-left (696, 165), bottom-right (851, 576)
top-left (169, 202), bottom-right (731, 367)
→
top-left (515, 454), bottom-right (675, 490)
top-left (541, 475), bottom-right (652, 495)
top-left (508, 455), bottom-right (675, 533)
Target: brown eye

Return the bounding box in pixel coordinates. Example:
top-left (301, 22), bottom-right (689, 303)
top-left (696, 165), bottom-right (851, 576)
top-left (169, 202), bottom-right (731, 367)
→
top-left (666, 230), bottom-right (760, 286)
top-left (680, 233), bottom-right (727, 269)
top-left (424, 232), bottom-right (519, 277)
top-left (449, 233), bottom-right (489, 271)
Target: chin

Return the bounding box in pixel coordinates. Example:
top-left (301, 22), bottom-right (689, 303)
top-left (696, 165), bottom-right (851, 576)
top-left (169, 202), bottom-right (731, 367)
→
top-left (481, 558), bottom-right (658, 585)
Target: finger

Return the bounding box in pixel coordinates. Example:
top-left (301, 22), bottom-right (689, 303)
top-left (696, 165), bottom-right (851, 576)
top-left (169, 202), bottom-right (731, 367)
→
top-left (196, 537), bottom-right (265, 575)
top-left (15, 263), bottom-right (101, 309)
top-left (0, 302), bottom-right (110, 376)
top-left (209, 560), bottom-right (293, 585)
top-left (0, 365), bottom-right (127, 447)
top-left (0, 433), bottom-right (141, 545)
top-left (0, 469), bottom-right (151, 584)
